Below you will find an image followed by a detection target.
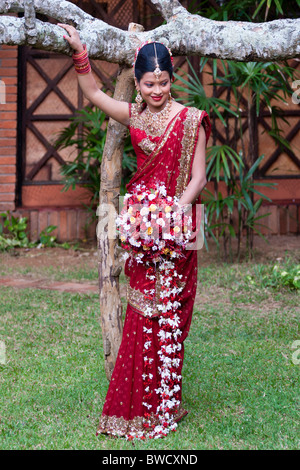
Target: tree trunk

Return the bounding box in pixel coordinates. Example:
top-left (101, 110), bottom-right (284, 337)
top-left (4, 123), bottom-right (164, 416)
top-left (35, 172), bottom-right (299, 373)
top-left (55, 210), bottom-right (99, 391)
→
top-left (97, 23), bottom-right (143, 381)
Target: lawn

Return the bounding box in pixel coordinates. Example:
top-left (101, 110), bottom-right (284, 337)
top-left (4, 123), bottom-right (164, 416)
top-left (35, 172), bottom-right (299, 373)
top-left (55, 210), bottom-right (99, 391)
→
top-left (0, 241), bottom-right (299, 450)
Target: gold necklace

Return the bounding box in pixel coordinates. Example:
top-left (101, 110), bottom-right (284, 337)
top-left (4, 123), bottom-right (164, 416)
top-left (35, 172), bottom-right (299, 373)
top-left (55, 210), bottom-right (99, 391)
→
top-left (143, 96), bottom-right (172, 136)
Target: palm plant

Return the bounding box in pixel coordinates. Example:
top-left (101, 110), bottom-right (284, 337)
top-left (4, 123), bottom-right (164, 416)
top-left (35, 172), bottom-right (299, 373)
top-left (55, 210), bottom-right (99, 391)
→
top-left (196, 0), bottom-right (299, 22)
top-left (172, 54), bottom-right (297, 259)
top-left (204, 144), bottom-right (242, 260)
top-left (203, 149), bottom-right (275, 261)
top-left (173, 59), bottom-right (239, 128)
top-left (217, 59), bottom-right (295, 170)
top-left (232, 155), bottom-right (275, 260)
top-left (173, 0), bottom-right (300, 263)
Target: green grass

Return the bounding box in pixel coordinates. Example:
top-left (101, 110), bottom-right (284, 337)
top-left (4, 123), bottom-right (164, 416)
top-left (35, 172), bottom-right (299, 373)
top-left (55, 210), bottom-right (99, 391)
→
top-left (0, 260), bottom-right (99, 282)
top-left (0, 257), bottom-right (299, 450)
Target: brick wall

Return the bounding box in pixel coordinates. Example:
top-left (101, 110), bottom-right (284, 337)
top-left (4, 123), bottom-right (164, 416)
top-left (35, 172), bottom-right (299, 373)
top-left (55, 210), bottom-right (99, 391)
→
top-left (0, 45), bottom-right (18, 213)
top-left (205, 181), bottom-right (300, 236)
top-left (11, 207), bottom-right (97, 243)
top-left (257, 203), bottom-right (299, 235)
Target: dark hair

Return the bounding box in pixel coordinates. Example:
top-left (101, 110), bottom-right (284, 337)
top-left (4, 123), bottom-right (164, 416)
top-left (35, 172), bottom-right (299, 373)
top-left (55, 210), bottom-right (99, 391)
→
top-left (134, 42), bottom-right (173, 82)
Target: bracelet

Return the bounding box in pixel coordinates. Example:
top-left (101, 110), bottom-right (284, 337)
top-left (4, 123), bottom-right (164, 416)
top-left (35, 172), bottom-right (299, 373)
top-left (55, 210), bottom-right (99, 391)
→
top-left (72, 44), bottom-right (91, 74)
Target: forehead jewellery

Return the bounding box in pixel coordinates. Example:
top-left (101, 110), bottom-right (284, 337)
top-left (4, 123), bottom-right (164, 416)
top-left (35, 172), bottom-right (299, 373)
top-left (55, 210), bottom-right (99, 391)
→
top-left (133, 40), bottom-right (174, 78)
top-left (153, 43), bottom-right (162, 80)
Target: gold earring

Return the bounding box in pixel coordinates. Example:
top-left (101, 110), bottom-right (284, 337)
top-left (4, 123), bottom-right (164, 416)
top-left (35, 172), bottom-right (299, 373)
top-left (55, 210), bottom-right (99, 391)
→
top-left (135, 91), bottom-right (143, 110)
top-left (135, 91), bottom-right (142, 104)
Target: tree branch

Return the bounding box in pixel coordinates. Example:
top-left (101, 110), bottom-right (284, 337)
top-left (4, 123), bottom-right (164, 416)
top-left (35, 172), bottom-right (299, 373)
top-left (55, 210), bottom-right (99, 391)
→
top-left (0, 0), bottom-right (299, 63)
top-left (24, 0), bottom-right (36, 45)
top-left (0, 1), bottom-right (132, 62)
top-left (149, 0), bottom-right (186, 21)
top-left (0, 0), bottom-right (93, 23)
top-left (154, 14), bottom-right (300, 61)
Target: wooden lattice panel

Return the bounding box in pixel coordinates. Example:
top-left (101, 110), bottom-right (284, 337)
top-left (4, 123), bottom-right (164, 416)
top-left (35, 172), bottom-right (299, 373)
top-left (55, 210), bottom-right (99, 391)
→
top-left (199, 58), bottom-right (300, 178)
top-left (20, 46), bottom-right (120, 185)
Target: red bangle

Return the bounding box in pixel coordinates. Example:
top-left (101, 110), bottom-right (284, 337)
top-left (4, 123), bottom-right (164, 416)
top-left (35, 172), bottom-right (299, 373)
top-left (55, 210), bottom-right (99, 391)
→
top-left (72, 44), bottom-right (91, 74)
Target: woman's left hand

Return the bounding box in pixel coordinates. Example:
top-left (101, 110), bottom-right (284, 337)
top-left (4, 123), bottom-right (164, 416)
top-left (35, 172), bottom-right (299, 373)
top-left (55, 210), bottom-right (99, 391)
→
top-left (58, 23), bottom-right (84, 53)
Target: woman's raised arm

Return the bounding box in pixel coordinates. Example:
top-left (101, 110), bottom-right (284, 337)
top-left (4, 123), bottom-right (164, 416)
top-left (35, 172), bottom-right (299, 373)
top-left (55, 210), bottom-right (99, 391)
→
top-left (58, 24), bottom-right (130, 127)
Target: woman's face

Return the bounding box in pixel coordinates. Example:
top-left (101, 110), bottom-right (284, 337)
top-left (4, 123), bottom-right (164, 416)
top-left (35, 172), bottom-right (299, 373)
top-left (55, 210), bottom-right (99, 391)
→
top-left (136, 71), bottom-right (171, 112)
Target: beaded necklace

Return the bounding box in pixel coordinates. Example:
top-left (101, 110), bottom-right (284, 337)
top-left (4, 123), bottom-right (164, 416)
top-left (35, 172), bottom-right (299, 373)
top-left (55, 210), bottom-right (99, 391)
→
top-left (141, 96), bottom-right (173, 136)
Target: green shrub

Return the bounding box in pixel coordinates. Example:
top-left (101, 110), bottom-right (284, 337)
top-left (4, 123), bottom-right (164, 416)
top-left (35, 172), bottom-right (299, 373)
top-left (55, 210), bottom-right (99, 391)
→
top-left (246, 261), bottom-right (300, 291)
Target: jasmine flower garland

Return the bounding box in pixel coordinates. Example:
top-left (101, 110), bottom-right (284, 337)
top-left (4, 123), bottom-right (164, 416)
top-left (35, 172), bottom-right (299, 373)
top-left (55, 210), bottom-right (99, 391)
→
top-left (117, 182), bottom-right (193, 441)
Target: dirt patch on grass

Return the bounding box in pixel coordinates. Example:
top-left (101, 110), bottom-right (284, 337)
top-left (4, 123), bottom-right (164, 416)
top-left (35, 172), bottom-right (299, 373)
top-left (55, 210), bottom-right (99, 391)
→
top-left (0, 244), bottom-right (98, 275)
top-left (197, 234), bottom-right (300, 266)
top-left (1, 234), bottom-right (299, 274)
top-left (0, 235), bottom-right (299, 297)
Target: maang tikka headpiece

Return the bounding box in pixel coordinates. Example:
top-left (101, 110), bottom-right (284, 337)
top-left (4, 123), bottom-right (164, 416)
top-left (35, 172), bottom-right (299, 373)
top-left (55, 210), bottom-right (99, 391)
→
top-left (153, 43), bottom-right (162, 80)
top-left (133, 40), bottom-right (174, 79)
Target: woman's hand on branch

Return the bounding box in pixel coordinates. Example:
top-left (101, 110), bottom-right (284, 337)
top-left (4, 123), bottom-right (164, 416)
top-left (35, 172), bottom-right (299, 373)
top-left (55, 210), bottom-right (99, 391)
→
top-left (58, 24), bottom-right (84, 53)
top-left (57, 23), bottom-right (130, 127)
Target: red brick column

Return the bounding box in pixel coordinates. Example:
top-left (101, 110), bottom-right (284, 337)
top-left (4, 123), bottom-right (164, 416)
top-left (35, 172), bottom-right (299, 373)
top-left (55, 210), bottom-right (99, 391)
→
top-left (0, 45), bottom-right (18, 212)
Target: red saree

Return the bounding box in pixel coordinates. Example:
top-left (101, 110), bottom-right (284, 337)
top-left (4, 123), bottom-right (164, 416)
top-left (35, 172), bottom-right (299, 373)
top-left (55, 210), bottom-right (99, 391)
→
top-left (96, 104), bottom-right (211, 439)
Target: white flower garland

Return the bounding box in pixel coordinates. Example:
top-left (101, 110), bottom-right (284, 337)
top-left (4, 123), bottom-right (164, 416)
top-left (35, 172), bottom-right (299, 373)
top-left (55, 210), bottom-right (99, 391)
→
top-left (118, 183), bottom-right (191, 441)
top-left (125, 258), bottom-right (185, 441)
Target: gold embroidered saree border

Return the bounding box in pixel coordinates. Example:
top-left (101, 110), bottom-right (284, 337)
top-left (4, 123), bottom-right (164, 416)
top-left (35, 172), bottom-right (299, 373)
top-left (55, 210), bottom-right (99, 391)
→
top-left (138, 136), bottom-right (158, 156)
top-left (126, 283), bottom-right (160, 318)
top-left (175, 108), bottom-right (204, 199)
top-left (96, 406), bottom-right (188, 437)
top-left (126, 274), bottom-right (186, 319)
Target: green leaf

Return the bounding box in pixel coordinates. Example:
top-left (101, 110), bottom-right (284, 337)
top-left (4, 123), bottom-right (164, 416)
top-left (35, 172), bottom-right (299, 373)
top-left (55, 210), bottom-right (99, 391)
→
top-left (273, 0), bottom-right (284, 13)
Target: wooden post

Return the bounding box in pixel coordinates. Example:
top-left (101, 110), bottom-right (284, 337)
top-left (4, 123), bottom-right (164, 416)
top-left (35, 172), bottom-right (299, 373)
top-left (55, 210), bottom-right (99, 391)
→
top-left (97, 23), bottom-right (144, 381)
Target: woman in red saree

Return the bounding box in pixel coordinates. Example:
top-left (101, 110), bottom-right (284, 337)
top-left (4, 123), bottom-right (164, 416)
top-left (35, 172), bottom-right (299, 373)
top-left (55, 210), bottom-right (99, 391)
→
top-left (97, 103), bottom-right (210, 440)
top-left (58, 26), bottom-right (211, 440)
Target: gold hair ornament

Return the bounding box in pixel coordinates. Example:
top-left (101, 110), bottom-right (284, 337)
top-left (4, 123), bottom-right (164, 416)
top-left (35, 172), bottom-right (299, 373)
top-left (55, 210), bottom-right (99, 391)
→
top-left (133, 41), bottom-right (174, 76)
top-left (153, 43), bottom-right (162, 80)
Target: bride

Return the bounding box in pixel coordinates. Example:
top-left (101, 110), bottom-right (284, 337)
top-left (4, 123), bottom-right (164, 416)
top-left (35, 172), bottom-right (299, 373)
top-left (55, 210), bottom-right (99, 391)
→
top-left (59, 23), bottom-right (211, 440)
